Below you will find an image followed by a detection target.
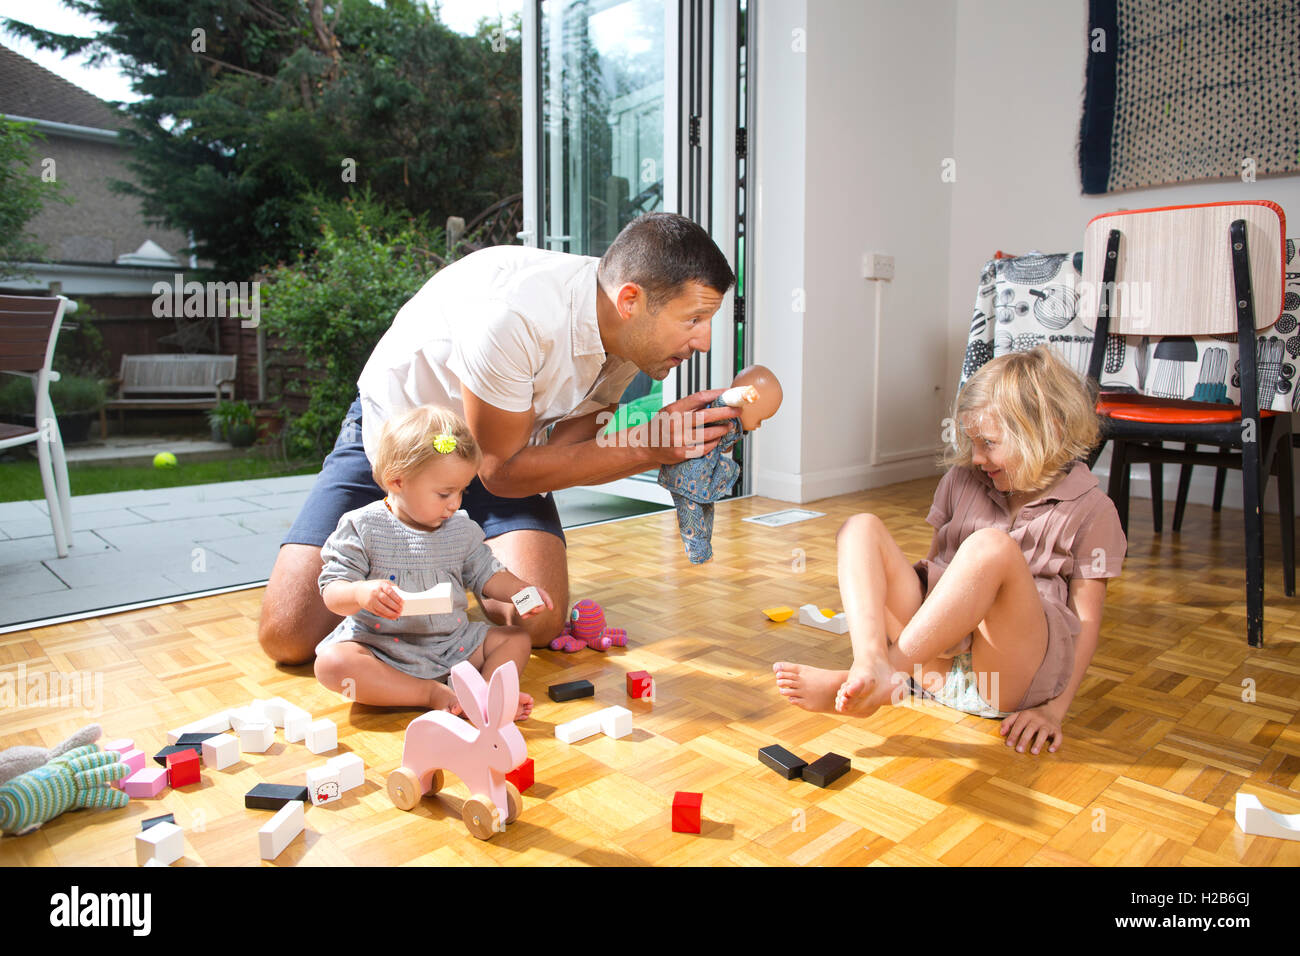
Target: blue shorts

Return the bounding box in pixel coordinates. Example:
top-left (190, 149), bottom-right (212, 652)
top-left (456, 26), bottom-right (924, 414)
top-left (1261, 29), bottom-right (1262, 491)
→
top-left (282, 396), bottom-right (566, 549)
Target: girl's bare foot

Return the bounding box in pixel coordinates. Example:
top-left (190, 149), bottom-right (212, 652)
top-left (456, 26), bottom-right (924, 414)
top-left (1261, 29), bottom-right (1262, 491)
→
top-left (515, 692), bottom-right (534, 722)
top-left (773, 662), bottom-right (848, 713)
top-left (427, 679), bottom-right (459, 712)
top-left (835, 656), bottom-right (905, 717)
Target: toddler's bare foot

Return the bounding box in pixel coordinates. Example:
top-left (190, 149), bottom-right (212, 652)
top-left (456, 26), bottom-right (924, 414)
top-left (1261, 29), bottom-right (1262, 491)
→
top-left (836, 656), bottom-right (905, 717)
top-left (426, 679), bottom-right (460, 713)
top-left (773, 661), bottom-right (848, 713)
top-left (515, 692), bottom-right (534, 722)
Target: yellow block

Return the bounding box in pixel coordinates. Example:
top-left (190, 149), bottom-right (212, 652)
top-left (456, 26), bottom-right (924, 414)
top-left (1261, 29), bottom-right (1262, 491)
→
top-left (761, 606), bottom-right (795, 623)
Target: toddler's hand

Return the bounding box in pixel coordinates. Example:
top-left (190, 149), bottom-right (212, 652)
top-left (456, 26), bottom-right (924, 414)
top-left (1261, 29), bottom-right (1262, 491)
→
top-left (999, 702), bottom-right (1064, 755)
top-left (356, 580), bottom-right (403, 619)
top-left (519, 586), bottom-right (555, 619)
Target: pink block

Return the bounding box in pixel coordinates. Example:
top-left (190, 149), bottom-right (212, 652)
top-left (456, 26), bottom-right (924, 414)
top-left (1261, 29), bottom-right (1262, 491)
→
top-left (112, 749), bottom-right (147, 789)
top-left (102, 738), bottom-right (134, 755)
top-left (122, 767), bottom-right (168, 798)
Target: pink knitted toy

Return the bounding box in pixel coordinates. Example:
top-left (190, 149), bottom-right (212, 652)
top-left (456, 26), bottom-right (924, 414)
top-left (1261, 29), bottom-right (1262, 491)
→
top-left (548, 599), bottom-right (629, 653)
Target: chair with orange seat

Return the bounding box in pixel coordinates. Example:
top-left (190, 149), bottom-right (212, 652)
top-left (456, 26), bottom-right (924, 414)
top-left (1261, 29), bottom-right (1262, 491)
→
top-left (1081, 201), bottom-right (1294, 647)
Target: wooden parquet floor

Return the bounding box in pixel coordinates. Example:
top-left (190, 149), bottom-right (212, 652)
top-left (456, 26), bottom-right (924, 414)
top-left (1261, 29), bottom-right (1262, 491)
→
top-left (3, 475), bottom-right (1299, 867)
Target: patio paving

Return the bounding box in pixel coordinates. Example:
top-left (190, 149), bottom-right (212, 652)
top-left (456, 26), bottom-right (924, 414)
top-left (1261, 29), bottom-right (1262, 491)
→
top-left (0, 474), bottom-right (668, 632)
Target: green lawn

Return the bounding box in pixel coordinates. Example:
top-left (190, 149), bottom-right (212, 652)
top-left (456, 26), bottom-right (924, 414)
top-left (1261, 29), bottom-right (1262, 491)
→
top-left (0, 453), bottom-right (320, 503)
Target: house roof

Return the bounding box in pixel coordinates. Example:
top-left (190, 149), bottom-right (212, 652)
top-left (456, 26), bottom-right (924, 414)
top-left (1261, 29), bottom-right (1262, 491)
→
top-left (0, 42), bottom-right (126, 131)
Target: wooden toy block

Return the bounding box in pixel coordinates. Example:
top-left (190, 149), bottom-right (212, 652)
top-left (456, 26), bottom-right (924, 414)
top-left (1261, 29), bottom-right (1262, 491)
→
top-left (135, 820), bottom-right (184, 866)
top-left (112, 748), bottom-right (146, 789)
top-left (761, 606), bottom-right (795, 623)
top-left (141, 813), bottom-right (175, 831)
top-left (505, 757), bottom-right (534, 794)
top-left (555, 711), bottom-right (605, 744)
top-left (327, 753), bottom-right (365, 793)
top-left (1235, 792), bottom-right (1300, 841)
top-left (797, 603), bottom-right (849, 634)
top-left (626, 671), bottom-right (654, 700)
top-left (165, 727), bottom-right (187, 745)
top-left (282, 707), bottom-right (311, 743)
top-left (548, 679), bottom-right (594, 702)
top-left (166, 749), bottom-right (202, 788)
top-left (672, 791), bottom-right (702, 833)
top-left (122, 767), bottom-right (168, 798)
top-left (258, 799), bottom-right (305, 860)
top-left (305, 719), bottom-right (337, 755)
top-left (802, 752), bottom-right (850, 788)
top-left (227, 703), bottom-right (267, 732)
top-left (261, 697), bottom-right (293, 727)
top-left (188, 711), bottom-right (232, 734)
top-left (245, 783), bottom-right (310, 810)
top-left (510, 586), bottom-right (543, 616)
top-left (306, 766), bottom-right (342, 806)
top-left (176, 732), bottom-right (221, 749)
top-left (759, 744), bottom-right (807, 780)
top-left (238, 721), bottom-right (275, 754)
top-left (102, 738), bottom-right (134, 755)
top-left (201, 733), bottom-right (238, 770)
top-left (153, 743), bottom-right (202, 766)
top-left (598, 705), bottom-right (633, 740)
top-left (394, 581), bottom-right (453, 616)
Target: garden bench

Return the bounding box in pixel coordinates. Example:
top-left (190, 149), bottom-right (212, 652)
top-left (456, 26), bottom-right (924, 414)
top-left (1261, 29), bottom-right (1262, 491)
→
top-left (100, 354), bottom-right (237, 438)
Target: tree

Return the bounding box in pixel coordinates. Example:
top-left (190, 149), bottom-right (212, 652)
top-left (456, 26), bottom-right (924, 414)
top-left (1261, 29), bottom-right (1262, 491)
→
top-left (0, 119), bottom-right (69, 280)
top-left (5, 0), bottom-right (521, 278)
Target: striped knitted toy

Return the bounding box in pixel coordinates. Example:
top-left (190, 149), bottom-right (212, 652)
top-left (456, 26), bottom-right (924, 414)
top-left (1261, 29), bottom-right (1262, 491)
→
top-left (547, 600), bottom-right (628, 652)
top-left (0, 745), bottom-right (130, 836)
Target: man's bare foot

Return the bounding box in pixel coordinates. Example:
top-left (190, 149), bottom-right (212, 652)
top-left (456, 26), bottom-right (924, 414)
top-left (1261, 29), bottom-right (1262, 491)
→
top-left (773, 662), bottom-right (848, 713)
top-left (515, 692), bottom-right (534, 722)
top-left (836, 656), bottom-right (905, 717)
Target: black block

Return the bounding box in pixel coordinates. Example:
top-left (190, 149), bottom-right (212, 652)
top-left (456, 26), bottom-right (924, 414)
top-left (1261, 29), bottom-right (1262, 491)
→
top-left (176, 732), bottom-right (221, 748)
top-left (245, 783), bottom-right (310, 810)
top-left (758, 744), bottom-right (807, 780)
top-left (153, 743), bottom-right (203, 766)
top-left (548, 679), bottom-right (595, 702)
top-left (802, 752), bottom-right (850, 788)
top-left (141, 813), bottom-right (176, 831)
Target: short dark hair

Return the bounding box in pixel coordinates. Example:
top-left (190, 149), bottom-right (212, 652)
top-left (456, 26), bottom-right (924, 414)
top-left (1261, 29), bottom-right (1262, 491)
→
top-left (597, 212), bottom-right (735, 311)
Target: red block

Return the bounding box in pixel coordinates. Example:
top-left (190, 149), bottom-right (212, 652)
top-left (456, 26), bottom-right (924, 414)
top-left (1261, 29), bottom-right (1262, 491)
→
top-left (166, 749), bottom-right (201, 788)
top-left (505, 757), bottom-right (534, 794)
top-left (626, 670), bottom-right (654, 701)
top-left (672, 791), bottom-right (702, 833)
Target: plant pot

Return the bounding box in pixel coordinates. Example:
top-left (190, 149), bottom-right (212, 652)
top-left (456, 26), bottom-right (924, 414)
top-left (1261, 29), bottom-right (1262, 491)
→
top-left (228, 423), bottom-right (257, 448)
top-left (254, 408), bottom-right (283, 441)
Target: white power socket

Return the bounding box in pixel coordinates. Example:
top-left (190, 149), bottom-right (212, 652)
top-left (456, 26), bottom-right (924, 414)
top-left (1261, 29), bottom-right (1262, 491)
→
top-left (862, 252), bottom-right (895, 281)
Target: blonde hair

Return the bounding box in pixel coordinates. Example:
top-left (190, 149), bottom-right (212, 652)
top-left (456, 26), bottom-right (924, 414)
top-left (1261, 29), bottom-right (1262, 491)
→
top-left (372, 405), bottom-right (481, 491)
top-left (940, 346), bottom-right (1101, 493)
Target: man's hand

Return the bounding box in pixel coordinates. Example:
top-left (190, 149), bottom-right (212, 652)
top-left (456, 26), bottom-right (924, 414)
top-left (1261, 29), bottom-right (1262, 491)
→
top-left (999, 699), bottom-right (1066, 754)
top-left (634, 389), bottom-right (740, 465)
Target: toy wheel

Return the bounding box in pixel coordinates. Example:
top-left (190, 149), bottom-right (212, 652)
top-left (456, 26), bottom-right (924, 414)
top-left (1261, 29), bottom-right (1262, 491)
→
top-left (425, 769), bottom-right (444, 796)
top-left (462, 794), bottom-right (504, 840)
top-left (505, 782), bottom-right (522, 824)
top-left (387, 767), bottom-right (423, 811)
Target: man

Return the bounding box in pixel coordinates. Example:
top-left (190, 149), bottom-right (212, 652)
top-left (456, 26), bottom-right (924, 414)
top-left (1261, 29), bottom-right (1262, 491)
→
top-left (258, 212), bottom-right (739, 664)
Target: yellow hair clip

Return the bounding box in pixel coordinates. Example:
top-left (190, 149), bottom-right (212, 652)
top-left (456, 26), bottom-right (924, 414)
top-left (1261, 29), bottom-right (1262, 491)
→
top-left (431, 434), bottom-right (457, 454)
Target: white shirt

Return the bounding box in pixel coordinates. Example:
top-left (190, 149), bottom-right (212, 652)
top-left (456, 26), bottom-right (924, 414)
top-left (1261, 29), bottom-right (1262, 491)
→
top-left (357, 246), bottom-right (641, 463)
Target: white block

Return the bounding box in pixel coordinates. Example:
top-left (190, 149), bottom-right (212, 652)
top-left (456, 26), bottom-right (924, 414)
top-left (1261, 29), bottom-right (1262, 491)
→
top-left (238, 721), bottom-right (275, 753)
top-left (306, 765), bottom-right (342, 805)
top-left (136, 821), bottom-right (184, 866)
top-left (555, 711), bottom-right (605, 744)
top-left (262, 697), bottom-right (293, 727)
top-left (395, 581), bottom-right (453, 616)
top-left (305, 719), bottom-right (337, 755)
top-left (201, 732), bottom-right (239, 770)
top-left (327, 753), bottom-right (365, 793)
top-left (1235, 792), bottom-right (1300, 841)
top-left (510, 586), bottom-right (543, 616)
top-left (598, 705), bottom-right (634, 740)
top-left (165, 727), bottom-right (187, 746)
top-left (797, 603), bottom-right (849, 635)
top-left (188, 711), bottom-right (232, 734)
top-left (258, 800), bottom-right (305, 860)
top-left (283, 707), bottom-right (311, 744)
top-left (228, 704), bottom-right (267, 732)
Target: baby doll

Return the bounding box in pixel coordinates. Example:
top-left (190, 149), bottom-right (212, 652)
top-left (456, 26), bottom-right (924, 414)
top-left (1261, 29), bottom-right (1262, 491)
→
top-left (657, 365), bottom-right (783, 563)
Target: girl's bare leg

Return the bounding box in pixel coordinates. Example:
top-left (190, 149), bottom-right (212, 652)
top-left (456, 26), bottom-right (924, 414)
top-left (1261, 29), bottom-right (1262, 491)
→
top-left (774, 513), bottom-right (925, 712)
top-left (314, 641), bottom-right (459, 709)
top-left (466, 626), bottom-right (535, 720)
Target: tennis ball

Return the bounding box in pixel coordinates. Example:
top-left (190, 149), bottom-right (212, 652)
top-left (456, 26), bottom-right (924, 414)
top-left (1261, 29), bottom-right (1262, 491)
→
top-left (153, 452), bottom-right (178, 469)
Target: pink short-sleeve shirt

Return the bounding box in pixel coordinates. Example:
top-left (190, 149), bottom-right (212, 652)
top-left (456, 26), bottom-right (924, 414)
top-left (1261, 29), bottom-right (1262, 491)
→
top-left (913, 460), bottom-right (1127, 709)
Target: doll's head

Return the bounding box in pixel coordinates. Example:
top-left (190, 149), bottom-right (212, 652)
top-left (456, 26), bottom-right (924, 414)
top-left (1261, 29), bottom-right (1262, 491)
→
top-left (372, 406), bottom-right (481, 529)
top-left (730, 364), bottom-right (783, 430)
top-left (941, 346), bottom-right (1099, 493)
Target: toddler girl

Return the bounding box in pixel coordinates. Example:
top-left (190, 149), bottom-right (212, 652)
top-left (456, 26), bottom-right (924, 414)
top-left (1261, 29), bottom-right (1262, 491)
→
top-left (315, 405), bottom-right (551, 718)
top-left (774, 346), bottom-right (1126, 755)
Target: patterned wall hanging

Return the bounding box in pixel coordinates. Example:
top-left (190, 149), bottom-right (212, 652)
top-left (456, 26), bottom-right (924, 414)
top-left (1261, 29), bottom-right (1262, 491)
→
top-left (1079, 0), bottom-right (1300, 194)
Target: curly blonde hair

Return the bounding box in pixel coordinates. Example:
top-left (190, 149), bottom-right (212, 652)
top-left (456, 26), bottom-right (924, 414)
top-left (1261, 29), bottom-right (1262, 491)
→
top-left (940, 346), bottom-right (1101, 493)
top-left (371, 405), bottom-right (481, 491)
